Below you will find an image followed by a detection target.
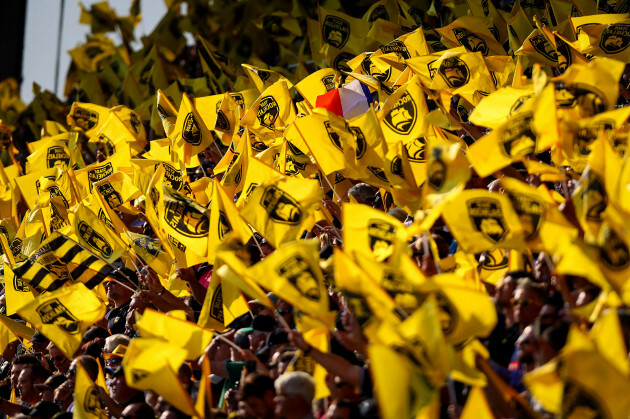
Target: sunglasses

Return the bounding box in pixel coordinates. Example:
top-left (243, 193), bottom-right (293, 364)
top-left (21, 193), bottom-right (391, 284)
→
top-left (511, 298), bottom-right (541, 308)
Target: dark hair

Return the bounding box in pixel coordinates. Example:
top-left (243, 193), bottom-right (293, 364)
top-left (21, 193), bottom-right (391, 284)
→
top-left (12, 354), bottom-right (41, 367)
top-left (30, 364), bottom-right (51, 382)
top-left (124, 402), bottom-right (155, 418)
top-left (239, 373), bottom-right (275, 401)
top-left (541, 322), bottom-right (570, 354)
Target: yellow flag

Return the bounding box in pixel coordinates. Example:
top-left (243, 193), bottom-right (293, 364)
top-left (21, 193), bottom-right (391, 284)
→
top-left (171, 93), bottom-right (213, 164)
top-left (467, 83), bottom-right (558, 178)
top-left (122, 337), bottom-right (196, 417)
top-left (125, 231), bottom-right (173, 275)
top-left (93, 171), bottom-right (141, 211)
top-left (3, 263), bottom-right (34, 316)
top-left (286, 326), bottom-right (331, 400)
top-left (156, 89), bottom-right (178, 137)
top-left (157, 185), bottom-right (209, 257)
top-left (17, 282), bottom-right (106, 359)
top-left (240, 81), bottom-right (296, 140)
top-left (436, 16), bottom-right (507, 56)
top-left (241, 64), bottom-right (294, 94)
top-left (197, 269), bottom-right (226, 332)
top-left (240, 175), bottom-right (323, 248)
top-left (67, 102), bottom-right (110, 138)
top-left (25, 139), bottom-right (71, 175)
top-left (247, 240), bottom-right (334, 326)
top-left (429, 189), bottom-right (526, 254)
top-left (460, 386), bottom-right (493, 419)
top-left (208, 180), bottom-right (252, 263)
top-left (135, 308), bottom-right (213, 360)
top-left (72, 147), bottom-right (132, 200)
top-left (68, 203), bottom-right (126, 263)
top-left (74, 363), bottom-right (108, 419)
top-left (343, 203), bottom-right (408, 263)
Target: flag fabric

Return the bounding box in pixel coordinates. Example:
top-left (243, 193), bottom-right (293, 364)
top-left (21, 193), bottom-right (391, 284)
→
top-left (73, 363), bottom-right (108, 419)
top-left (17, 282), bottom-right (106, 359)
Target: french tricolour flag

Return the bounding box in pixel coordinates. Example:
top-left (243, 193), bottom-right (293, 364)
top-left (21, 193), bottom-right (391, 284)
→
top-left (315, 79), bottom-right (373, 120)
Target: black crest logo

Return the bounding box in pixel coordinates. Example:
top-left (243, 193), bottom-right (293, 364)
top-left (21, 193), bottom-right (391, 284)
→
top-left (334, 172), bottom-right (345, 184)
top-left (257, 96), bottom-right (279, 129)
top-left (390, 156), bottom-right (404, 178)
top-left (287, 141), bottom-right (305, 156)
top-left (215, 100), bottom-right (230, 131)
top-left (210, 283), bottom-right (224, 322)
top-left (97, 182), bottom-right (123, 209)
top-left (218, 210), bottom-right (232, 240)
top-left (530, 34), bottom-right (558, 62)
top-left (162, 163), bottom-right (185, 192)
top-left (262, 15), bottom-right (289, 37)
top-left (323, 15), bottom-right (351, 49)
top-left (435, 292), bottom-right (457, 336)
top-left (285, 156), bottom-right (307, 176)
top-left (96, 134), bottom-right (116, 158)
top-left (361, 56), bottom-right (391, 82)
top-left (333, 51), bottom-right (354, 73)
top-left (46, 146), bottom-right (70, 169)
top-left (348, 127), bottom-right (367, 159)
top-left (384, 91), bottom-right (417, 135)
top-left (428, 159), bottom-right (447, 190)
top-left (509, 94), bottom-right (533, 115)
top-left (229, 93), bottom-right (245, 109)
top-left (256, 68), bottom-right (271, 82)
top-left (600, 23), bottom-right (630, 54)
top-left (260, 185), bottom-right (303, 225)
top-left (380, 40), bottom-right (411, 59)
top-left (47, 186), bottom-right (69, 208)
top-left (367, 5), bottom-right (389, 23)
top-left (501, 112), bottom-right (537, 157)
top-left (438, 57), bottom-right (470, 88)
top-left (562, 381), bottom-right (609, 419)
top-left (453, 28), bottom-right (489, 55)
top-left (84, 387), bottom-right (106, 416)
top-left (245, 183), bottom-right (259, 200)
top-left (182, 113), bottom-right (201, 146)
top-left (584, 173), bottom-right (607, 222)
top-left (163, 193), bottom-right (209, 237)
top-left (252, 141), bottom-right (268, 153)
top-left (10, 238), bottom-right (22, 258)
top-left (599, 226), bottom-right (630, 271)
top-left (72, 107), bottom-right (99, 131)
top-left (507, 193), bottom-right (544, 240)
top-left (13, 273), bottom-right (29, 293)
top-left (87, 162), bottom-right (113, 193)
top-left (343, 291), bottom-right (372, 326)
top-left (405, 137), bottom-right (426, 162)
top-left (129, 112), bottom-right (142, 134)
top-left (368, 220), bottom-right (395, 257)
top-left (482, 249), bottom-right (509, 271)
top-left (322, 74), bottom-right (335, 91)
top-left (555, 82), bottom-right (607, 115)
top-left (367, 166), bottom-right (389, 183)
top-left (277, 255), bottom-right (320, 301)
top-left (139, 58), bottom-right (154, 86)
top-left (556, 37), bottom-right (572, 72)
top-left (575, 120), bottom-right (614, 156)
top-left (97, 208), bottom-right (115, 232)
top-left (132, 235), bottom-right (161, 257)
top-left (467, 198), bottom-right (509, 243)
top-left (324, 121), bottom-right (343, 151)
top-left (37, 299), bottom-right (79, 334)
top-left (381, 269), bottom-right (418, 313)
top-left (78, 221), bottom-right (113, 259)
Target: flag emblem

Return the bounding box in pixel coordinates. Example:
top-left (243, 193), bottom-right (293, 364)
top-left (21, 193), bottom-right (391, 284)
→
top-left (36, 299), bottom-right (79, 334)
top-left (277, 255), bottom-right (320, 301)
top-left (72, 107), bottom-right (99, 131)
top-left (438, 57), bottom-right (470, 88)
top-left (562, 381), bottom-right (609, 418)
top-left (368, 220), bottom-right (395, 256)
top-left (599, 227), bottom-right (630, 271)
top-left (507, 193), bottom-right (544, 240)
top-left (78, 221), bottom-right (113, 258)
top-left (97, 182), bottom-right (123, 209)
top-left (322, 15), bottom-right (350, 49)
top-left (84, 387), bottom-right (106, 416)
top-left (349, 127), bottom-right (367, 158)
top-left (555, 83), bottom-right (607, 115)
top-left (322, 74), bottom-right (335, 91)
top-left (367, 166), bottom-right (388, 183)
top-left (576, 120), bottom-right (614, 156)
top-left (46, 146), bottom-right (70, 169)
top-left (428, 159), bottom-right (447, 189)
top-left (182, 113), bottom-right (201, 145)
top-left (210, 283), bottom-right (224, 322)
top-left (257, 96), bottom-right (280, 129)
top-left (530, 34), bottom-right (558, 61)
top-left (599, 23), bottom-right (630, 54)
top-left (500, 112), bottom-right (537, 157)
top-left (384, 91), bottom-right (417, 135)
top-left (405, 137), bottom-right (426, 162)
top-left (467, 198), bottom-right (508, 243)
top-left (164, 197), bottom-right (209, 238)
top-left (453, 27), bottom-right (489, 55)
top-left (260, 185), bottom-right (302, 225)
top-left (217, 210), bottom-right (232, 240)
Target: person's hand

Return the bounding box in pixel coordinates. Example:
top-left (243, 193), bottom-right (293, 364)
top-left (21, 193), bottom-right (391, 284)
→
top-left (335, 310), bottom-right (367, 354)
top-left (94, 385), bottom-right (109, 402)
top-left (288, 330), bottom-right (309, 352)
top-left (176, 267), bottom-right (196, 283)
top-left (322, 199), bottom-right (342, 218)
top-left (139, 266), bottom-right (164, 294)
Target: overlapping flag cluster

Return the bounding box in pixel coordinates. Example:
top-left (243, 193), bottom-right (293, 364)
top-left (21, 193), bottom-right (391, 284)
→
top-left (1, 0), bottom-right (630, 417)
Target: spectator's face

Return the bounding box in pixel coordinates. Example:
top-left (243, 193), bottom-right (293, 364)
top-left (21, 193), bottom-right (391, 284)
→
top-left (49, 347), bottom-right (70, 374)
top-left (10, 364), bottom-right (24, 389)
top-left (110, 375), bottom-right (137, 404)
top-left (512, 288), bottom-right (542, 327)
top-left (17, 369), bottom-right (35, 401)
top-left (249, 331), bottom-right (267, 352)
top-left (54, 381), bottom-right (73, 411)
top-left (39, 386), bottom-right (54, 402)
top-left (515, 326), bottom-right (536, 365)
